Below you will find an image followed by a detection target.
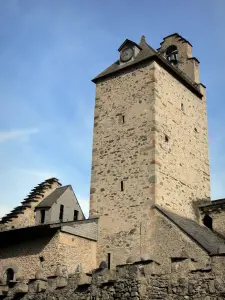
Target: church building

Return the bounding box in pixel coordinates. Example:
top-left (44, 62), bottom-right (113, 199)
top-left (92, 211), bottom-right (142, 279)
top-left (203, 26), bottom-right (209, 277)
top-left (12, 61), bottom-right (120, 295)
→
top-left (1, 33), bottom-right (225, 283)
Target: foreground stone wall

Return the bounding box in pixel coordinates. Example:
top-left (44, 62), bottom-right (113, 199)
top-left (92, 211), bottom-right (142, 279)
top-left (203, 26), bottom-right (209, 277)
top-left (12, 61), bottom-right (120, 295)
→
top-left (0, 231), bottom-right (96, 280)
top-left (0, 232), bottom-right (61, 280)
top-left (2, 256), bottom-right (225, 299)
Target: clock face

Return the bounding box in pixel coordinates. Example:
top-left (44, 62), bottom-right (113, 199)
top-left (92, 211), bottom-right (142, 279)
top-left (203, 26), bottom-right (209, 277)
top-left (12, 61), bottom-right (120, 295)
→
top-left (120, 47), bottom-right (134, 62)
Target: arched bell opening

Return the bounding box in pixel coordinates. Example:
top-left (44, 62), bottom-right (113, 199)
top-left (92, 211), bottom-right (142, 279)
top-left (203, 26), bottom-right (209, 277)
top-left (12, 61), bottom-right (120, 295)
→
top-left (166, 45), bottom-right (178, 65)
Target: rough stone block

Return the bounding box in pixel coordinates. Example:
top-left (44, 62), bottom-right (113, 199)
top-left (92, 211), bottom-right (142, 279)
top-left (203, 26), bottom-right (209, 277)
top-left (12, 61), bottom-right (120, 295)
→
top-left (78, 273), bottom-right (92, 286)
top-left (28, 279), bottom-right (47, 293)
top-left (171, 258), bottom-right (192, 273)
top-left (126, 255), bottom-right (140, 264)
top-left (0, 284), bottom-right (8, 296)
top-left (99, 269), bottom-right (116, 284)
top-left (47, 277), bottom-right (57, 291)
top-left (37, 280), bottom-right (47, 292)
top-left (35, 269), bottom-right (47, 281)
top-left (14, 282), bottom-right (28, 294)
top-left (142, 261), bottom-right (161, 276)
top-left (56, 276), bottom-right (68, 288)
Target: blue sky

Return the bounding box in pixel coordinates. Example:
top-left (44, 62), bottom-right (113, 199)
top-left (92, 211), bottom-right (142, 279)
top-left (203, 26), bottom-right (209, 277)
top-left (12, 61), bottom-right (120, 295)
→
top-left (0, 0), bottom-right (225, 218)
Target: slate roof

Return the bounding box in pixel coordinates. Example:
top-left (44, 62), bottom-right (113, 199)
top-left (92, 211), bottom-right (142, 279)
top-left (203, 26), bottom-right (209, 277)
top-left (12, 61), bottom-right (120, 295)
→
top-left (35, 185), bottom-right (70, 209)
top-left (199, 198), bottom-right (225, 210)
top-left (155, 205), bottom-right (225, 255)
top-left (0, 218), bottom-right (99, 245)
top-left (92, 35), bottom-right (202, 98)
top-left (118, 39), bottom-right (142, 51)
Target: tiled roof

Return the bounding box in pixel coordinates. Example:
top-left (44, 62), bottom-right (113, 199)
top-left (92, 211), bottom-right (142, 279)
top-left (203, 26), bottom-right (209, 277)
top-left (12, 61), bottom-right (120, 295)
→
top-left (92, 36), bottom-right (202, 98)
top-left (155, 205), bottom-right (225, 255)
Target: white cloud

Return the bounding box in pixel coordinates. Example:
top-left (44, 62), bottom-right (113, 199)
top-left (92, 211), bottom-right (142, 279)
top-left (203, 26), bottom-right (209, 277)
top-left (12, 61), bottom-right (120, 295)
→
top-left (0, 128), bottom-right (39, 143)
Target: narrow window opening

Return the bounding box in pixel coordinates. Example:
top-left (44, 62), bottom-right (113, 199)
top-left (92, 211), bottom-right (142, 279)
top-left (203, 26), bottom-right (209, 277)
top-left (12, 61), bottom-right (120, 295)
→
top-left (5, 268), bottom-right (14, 283)
top-left (165, 135), bottom-right (169, 142)
top-left (122, 115), bottom-right (125, 123)
top-left (74, 210), bottom-right (79, 221)
top-left (194, 128), bottom-right (198, 133)
top-left (181, 103), bottom-right (184, 111)
top-left (59, 205), bottom-right (64, 222)
top-left (40, 210), bottom-right (45, 224)
top-left (39, 256), bottom-right (45, 262)
top-left (107, 253), bottom-right (111, 270)
top-left (203, 214), bottom-right (213, 230)
top-left (121, 181), bottom-right (124, 191)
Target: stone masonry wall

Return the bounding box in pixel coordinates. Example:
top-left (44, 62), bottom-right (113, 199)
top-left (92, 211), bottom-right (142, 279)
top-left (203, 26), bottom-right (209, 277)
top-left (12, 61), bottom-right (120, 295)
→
top-left (2, 256), bottom-right (225, 299)
top-left (89, 61), bottom-right (158, 268)
top-left (145, 209), bottom-right (210, 270)
top-left (0, 231), bottom-right (97, 281)
top-left (153, 61), bottom-right (210, 220)
top-left (0, 232), bottom-right (61, 280)
top-left (58, 232), bottom-right (96, 274)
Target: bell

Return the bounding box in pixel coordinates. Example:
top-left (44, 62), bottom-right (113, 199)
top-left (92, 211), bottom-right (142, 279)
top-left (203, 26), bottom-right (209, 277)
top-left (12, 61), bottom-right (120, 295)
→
top-left (170, 53), bottom-right (178, 65)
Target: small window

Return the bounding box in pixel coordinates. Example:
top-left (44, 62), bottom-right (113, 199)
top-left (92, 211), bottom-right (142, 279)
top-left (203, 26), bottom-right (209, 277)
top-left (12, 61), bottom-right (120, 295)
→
top-left (74, 210), bottom-right (79, 221)
top-left (194, 128), bottom-right (198, 133)
top-left (39, 256), bottom-right (44, 262)
top-left (121, 181), bottom-right (124, 191)
top-left (107, 253), bottom-right (111, 270)
top-left (59, 205), bottom-right (64, 222)
top-left (165, 135), bottom-right (169, 142)
top-left (181, 103), bottom-right (184, 111)
top-left (5, 268), bottom-right (14, 283)
top-left (40, 210), bottom-right (45, 224)
top-left (118, 114), bottom-right (125, 124)
top-left (203, 214), bottom-right (213, 230)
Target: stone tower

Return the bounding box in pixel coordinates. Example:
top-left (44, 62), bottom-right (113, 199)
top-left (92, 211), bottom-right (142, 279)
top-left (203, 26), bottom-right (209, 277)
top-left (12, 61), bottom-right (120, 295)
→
top-left (89, 33), bottom-right (210, 268)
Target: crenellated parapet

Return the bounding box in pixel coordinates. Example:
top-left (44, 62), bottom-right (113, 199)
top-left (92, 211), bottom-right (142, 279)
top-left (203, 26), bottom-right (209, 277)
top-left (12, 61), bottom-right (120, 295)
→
top-left (1, 255), bottom-right (225, 299)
